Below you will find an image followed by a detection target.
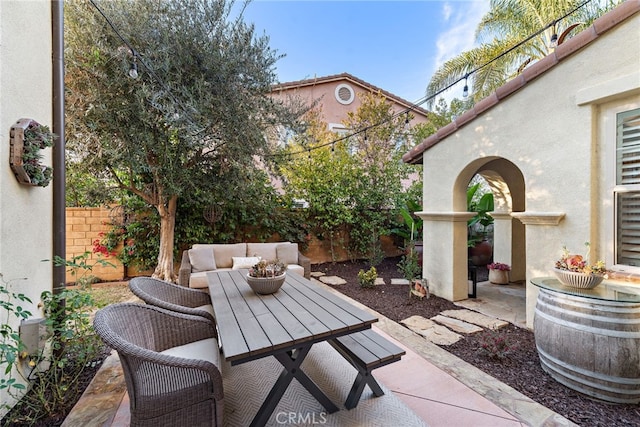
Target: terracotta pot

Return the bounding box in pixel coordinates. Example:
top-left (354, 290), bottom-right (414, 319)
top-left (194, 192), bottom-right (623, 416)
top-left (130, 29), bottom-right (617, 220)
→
top-left (469, 239), bottom-right (492, 266)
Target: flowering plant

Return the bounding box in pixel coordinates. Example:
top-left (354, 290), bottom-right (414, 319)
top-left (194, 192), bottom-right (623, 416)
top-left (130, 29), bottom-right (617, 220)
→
top-left (249, 259), bottom-right (286, 278)
top-left (487, 262), bottom-right (511, 271)
top-left (555, 243), bottom-right (607, 275)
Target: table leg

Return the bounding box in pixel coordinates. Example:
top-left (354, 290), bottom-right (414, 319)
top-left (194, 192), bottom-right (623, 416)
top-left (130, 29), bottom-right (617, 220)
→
top-left (249, 344), bottom-right (339, 427)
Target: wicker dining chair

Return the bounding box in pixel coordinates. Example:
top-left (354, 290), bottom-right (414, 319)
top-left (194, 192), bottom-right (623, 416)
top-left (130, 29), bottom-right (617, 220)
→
top-left (93, 303), bottom-right (223, 427)
top-left (129, 276), bottom-right (215, 324)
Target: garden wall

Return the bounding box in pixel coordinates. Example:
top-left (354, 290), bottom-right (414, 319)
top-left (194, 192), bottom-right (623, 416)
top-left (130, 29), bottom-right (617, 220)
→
top-left (65, 207), bottom-right (404, 283)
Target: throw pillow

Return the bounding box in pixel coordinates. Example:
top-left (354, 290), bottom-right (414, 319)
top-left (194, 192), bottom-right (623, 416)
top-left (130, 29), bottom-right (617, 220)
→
top-left (232, 256), bottom-right (261, 270)
top-left (189, 247), bottom-right (217, 272)
top-left (276, 243), bottom-right (298, 265)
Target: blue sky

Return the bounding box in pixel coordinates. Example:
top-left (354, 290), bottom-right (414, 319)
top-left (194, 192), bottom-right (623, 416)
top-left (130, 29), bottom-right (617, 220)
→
top-left (241, 0), bottom-right (490, 105)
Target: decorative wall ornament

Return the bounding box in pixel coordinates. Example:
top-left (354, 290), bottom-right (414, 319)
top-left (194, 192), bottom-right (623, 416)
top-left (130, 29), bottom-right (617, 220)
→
top-left (9, 118), bottom-right (54, 187)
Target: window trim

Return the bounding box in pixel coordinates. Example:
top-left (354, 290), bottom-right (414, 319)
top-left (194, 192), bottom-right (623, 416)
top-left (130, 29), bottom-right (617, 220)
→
top-left (334, 84), bottom-right (355, 105)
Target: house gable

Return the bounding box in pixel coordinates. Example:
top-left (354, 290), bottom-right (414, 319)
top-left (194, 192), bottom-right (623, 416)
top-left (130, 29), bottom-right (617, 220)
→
top-left (270, 72), bottom-right (431, 126)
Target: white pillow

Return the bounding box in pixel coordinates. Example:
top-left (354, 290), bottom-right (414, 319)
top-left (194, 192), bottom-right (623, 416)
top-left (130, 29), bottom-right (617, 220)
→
top-left (232, 256), bottom-right (261, 270)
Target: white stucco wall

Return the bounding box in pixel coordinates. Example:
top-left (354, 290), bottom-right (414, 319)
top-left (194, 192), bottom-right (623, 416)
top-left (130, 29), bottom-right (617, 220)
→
top-left (420, 10), bottom-right (640, 328)
top-left (0, 0), bottom-right (53, 414)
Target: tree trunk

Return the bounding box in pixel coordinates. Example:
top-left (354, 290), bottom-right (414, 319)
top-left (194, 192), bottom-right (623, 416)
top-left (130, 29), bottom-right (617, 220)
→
top-left (152, 195), bottom-right (178, 282)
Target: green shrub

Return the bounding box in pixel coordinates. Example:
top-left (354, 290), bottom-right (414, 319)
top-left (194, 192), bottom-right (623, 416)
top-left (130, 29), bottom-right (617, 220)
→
top-left (397, 242), bottom-right (421, 281)
top-left (2, 289), bottom-right (106, 425)
top-left (357, 266), bottom-right (377, 288)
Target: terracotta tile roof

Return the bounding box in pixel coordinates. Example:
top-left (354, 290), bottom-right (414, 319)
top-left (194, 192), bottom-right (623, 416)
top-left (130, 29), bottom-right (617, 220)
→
top-left (271, 72), bottom-right (431, 118)
top-left (402, 0), bottom-right (640, 164)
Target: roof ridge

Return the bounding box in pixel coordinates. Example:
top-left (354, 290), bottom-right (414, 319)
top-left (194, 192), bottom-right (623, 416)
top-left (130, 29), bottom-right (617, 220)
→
top-left (272, 72), bottom-right (431, 116)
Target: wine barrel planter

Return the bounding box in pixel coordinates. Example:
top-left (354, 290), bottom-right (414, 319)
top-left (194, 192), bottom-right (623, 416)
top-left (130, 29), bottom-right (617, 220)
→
top-left (533, 284), bottom-right (640, 403)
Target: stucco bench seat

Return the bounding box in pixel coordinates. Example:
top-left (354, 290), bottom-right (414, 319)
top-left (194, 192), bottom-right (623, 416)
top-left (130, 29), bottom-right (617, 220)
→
top-left (179, 242), bottom-right (310, 288)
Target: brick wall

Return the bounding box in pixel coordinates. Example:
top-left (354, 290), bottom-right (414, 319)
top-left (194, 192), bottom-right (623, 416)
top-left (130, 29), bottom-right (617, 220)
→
top-left (65, 207), bottom-right (125, 283)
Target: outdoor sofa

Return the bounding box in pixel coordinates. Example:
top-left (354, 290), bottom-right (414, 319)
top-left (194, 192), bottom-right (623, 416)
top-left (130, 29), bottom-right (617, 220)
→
top-left (179, 242), bottom-right (311, 288)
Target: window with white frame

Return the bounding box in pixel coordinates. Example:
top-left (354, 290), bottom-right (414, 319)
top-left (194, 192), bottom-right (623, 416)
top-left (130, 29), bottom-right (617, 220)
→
top-left (615, 108), bottom-right (640, 267)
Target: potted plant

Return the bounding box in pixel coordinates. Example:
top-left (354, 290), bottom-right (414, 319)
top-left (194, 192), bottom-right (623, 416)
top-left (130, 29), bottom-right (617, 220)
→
top-left (467, 183), bottom-right (494, 266)
top-left (247, 259), bottom-right (287, 294)
top-left (487, 262), bottom-right (511, 284)
top-left (554, 243), bottom-right (607, 289)
top-left (9, 118), bottom-right (55, 187)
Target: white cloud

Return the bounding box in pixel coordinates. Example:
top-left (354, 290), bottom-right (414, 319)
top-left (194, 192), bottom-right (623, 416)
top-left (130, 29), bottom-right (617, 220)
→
top-left (434, 1), bottom-right (490, 70)
top-left (442, 2), bottom-right (453, 21)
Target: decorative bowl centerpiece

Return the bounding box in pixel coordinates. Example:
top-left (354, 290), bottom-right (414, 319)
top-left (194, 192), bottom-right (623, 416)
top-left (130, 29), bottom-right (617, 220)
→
top-left (554, 243), bottom-right (607, 289)
top-left (247, 259), bottom-right (287, 294)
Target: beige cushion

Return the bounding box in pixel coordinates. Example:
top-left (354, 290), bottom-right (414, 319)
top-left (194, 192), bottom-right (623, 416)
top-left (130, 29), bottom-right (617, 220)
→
top-left (277, 243), bottom-right (298, 265)
top-left (160, 337), bottom-right (220, 367)
top-left (190, 269), bottom-right (233, 289)
top-left (232, 256), bottom-right (261, 269)
top-left (189, 272), bottom-right (210, 289)
top-left (246, 242), bottom-right (279, 261)
top-left (211, 243), bottom-right (246, 268)
top-left (189, 246), bottom-right (216, 272)
top-left (194, 304), bottom-right (214, 318)
top-left (287, 264), bottom-right (304, 277)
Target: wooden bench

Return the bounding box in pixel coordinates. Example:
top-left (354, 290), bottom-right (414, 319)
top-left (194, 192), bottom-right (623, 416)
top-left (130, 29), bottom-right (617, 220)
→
top-left (329, 329), bottom-right (406, 409)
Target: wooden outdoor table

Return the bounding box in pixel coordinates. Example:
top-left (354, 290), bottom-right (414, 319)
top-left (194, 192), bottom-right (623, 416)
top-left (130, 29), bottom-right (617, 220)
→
top-left (207, 270), bottom-right (378, 427)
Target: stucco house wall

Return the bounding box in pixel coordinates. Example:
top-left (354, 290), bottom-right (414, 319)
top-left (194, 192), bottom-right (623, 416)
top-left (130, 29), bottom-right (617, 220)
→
top-left (405, 2), bottom-right (640, 328)
top-left (0, 0), bottom-right (54, 414)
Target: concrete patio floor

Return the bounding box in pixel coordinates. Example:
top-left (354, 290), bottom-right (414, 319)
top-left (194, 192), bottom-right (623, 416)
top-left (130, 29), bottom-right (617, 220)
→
top-left (62, 279), bottom-right (575, 427)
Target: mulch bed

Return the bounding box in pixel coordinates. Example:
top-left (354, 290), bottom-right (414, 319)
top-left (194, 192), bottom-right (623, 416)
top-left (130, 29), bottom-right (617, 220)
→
top-left (316, 256), bottom-right (640, 427)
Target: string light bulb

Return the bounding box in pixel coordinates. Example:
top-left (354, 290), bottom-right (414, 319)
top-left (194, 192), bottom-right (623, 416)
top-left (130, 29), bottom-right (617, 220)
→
top-left (549, 21), bottom-right (558, 49)
top-left (462, 74), bottom-right (469, 98)
top-left (129, 53), bottom-right (139, 79)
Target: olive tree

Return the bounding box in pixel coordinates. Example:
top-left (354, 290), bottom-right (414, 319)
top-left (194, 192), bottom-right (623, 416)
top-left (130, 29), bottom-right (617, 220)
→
top-left (65, 0), bottom-right (302, 281)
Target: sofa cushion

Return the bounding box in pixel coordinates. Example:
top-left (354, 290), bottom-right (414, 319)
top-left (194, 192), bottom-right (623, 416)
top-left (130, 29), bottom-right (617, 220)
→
top-left (190, 269), bottom-right (232, 289)
top-left (189, 246), bottom-right (217, 272)
top-left (211, 243), bottom-right (246, 268)
top-left (277, 243), bottom-right (298, 265)
top-left (160, 337), bottom-right (220, 367)
top-left (246, 242), bottom-right (280, 261)
top-left (232, 256), bottom-right (261, 269)
top-left (287, 264), bottom-right (304, 277)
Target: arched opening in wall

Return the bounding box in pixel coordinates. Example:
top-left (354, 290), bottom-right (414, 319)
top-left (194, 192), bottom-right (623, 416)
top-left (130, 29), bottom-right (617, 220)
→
top-left (454, 157), bottom-right (526, 300)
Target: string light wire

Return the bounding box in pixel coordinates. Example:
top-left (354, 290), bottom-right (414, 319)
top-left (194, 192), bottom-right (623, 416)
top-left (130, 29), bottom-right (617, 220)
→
top-left (271, 0), bottom-right (593, 158)
top-left (88, 0), bottom-right (594, 158)
top-left (88, 0), bottom-right (200, 130)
